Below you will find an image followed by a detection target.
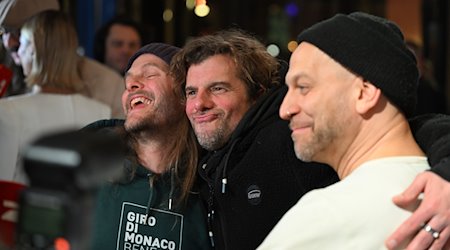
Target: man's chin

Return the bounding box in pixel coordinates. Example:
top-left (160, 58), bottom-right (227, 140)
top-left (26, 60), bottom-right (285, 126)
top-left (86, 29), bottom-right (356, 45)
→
top-left (124, 118), bottom-right (144, 133)
top-left (196, 133), bottom-right (227, 151)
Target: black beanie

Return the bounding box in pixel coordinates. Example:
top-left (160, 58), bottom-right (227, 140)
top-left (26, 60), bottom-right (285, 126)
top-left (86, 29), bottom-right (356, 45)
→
top-left (297, 12), bottom-right (419, 117)
top-left (124, 42), bottom-right (180, 73)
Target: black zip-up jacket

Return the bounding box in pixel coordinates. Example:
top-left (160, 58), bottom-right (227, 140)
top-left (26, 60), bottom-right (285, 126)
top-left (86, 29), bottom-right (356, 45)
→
top-left (198, 84), bottom-right (450, 250)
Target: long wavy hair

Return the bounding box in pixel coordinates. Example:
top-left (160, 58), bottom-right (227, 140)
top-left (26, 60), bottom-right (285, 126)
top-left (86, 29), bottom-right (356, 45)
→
top-left (21, 10), bottom-right (85, 93)
top-left (125, 65), bottom-right (200, 205)
top-left (161, 80), bottom-right (200, 204)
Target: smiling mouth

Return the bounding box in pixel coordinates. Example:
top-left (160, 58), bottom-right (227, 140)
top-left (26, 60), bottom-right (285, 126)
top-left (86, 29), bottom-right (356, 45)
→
top-left (130, 96), bottom-right (152, 109)
top-left (193, 113), bottom-right (219, 123)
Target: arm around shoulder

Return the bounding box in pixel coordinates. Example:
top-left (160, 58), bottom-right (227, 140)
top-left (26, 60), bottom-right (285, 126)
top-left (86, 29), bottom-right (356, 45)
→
top-left (409, 113), bottom-right (450, 181)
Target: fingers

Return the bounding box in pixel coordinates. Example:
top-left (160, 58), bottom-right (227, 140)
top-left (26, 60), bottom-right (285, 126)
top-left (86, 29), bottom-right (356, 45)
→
top-left (405, 225), bottom-right (435, 250)
top-left (406, 216), bottom-right (447, 250)
top-left (393, 172), bottom-right (429, 209)
top-left (386, 222), bottom-right (421, 249)
top-left (429, 211), bottom-right (450, 250)
top-left (429, 226), bottom-right (449, 250)
top-left (386, 172), bottom-right (445, 249)
top-left (386, 197), bottom-right (435, 249)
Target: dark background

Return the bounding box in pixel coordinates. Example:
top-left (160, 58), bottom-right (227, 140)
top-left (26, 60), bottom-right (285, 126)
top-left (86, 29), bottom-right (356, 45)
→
top-left (60, 0), bottom-right (450, 114)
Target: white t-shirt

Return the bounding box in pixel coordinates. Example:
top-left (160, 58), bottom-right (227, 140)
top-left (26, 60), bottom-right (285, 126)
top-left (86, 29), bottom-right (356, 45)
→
top-left (0, 93), bottom-right (111, 184)
top-left (258, 157), bottom-right (430, 250)
top-left (80, 57), bottom-right (125, 118)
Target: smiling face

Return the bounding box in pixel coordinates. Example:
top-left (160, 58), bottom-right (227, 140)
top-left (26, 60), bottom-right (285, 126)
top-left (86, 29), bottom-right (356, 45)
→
top-left (185, 54), bottom-right (254, 150)
top-left (279, 42), bottom-right (356, 163)
top-left (122, 53), bottom-right (183, 134)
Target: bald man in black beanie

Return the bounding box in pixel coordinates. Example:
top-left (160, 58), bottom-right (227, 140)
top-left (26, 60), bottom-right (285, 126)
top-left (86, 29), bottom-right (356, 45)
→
top-left (258, 12), bottom-right (450, 250)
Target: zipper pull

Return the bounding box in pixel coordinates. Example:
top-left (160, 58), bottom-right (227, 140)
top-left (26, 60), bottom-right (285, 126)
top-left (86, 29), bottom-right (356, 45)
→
top-left (208, 230), bottom-right (215, 247)
top-left (221, 178), bottom-right (227, 193)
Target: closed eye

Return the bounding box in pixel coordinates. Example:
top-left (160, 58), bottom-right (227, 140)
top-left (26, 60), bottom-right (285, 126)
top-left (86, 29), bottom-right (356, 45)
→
top-left (143, 73), bottom-right (157, 79)
top-left (296, 84), bottom-right (310, 95)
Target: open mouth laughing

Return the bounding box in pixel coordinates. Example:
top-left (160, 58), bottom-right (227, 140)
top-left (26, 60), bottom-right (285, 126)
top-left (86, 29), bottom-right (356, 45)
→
top-left (129, 96), bottom-right (152, 110)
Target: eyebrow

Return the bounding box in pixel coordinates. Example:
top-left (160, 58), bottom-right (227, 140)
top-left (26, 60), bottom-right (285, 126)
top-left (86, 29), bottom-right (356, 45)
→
top-left (125, 62), bottom-right (166, 78)
top-left (185, 81), bottom-right (229, 91)
top-left (142, 62), bottom-right (165, 71)
top-left (287, 72), bottom-right (314, 85)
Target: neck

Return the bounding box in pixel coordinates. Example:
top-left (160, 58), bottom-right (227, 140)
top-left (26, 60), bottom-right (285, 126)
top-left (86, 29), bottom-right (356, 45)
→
top-left (132, 123), bottom-right (182, 174)
top-left (135, 138), bottom-right (169, 174)
top-left (333, 112), bottom-right (425, 179)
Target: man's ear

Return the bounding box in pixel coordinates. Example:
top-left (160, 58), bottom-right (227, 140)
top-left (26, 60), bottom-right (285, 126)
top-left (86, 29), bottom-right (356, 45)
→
top-left (355, 80), bottom-right (381, 115)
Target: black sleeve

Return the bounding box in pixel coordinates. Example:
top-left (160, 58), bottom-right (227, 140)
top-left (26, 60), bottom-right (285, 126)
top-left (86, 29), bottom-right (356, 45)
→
top-left (409, 113), bottom-right (450, 181)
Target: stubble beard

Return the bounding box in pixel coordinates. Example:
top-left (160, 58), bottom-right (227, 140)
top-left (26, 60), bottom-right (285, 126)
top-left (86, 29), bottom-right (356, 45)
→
top-left (125, 113), bottom-right (157, 136)
top-left (124, 96), bottom-right (181, 136)
top-left (294, 112), bottom-right (343, 163)
top-left (194, 119), bottom-right (232, 151)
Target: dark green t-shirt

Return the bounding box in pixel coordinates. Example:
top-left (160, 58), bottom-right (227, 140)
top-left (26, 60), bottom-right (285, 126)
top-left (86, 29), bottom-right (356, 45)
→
top-left (90, 164), bottom-right (211, 250)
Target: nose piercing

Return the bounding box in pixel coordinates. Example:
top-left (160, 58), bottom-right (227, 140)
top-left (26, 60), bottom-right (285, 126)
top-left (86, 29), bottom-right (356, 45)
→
top-left (286, 110), bottom-right (291, 116)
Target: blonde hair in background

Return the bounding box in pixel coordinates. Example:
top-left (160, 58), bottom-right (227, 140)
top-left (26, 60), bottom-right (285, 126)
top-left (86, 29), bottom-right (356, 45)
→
top-left (20, 10), bottom-right (84, 92)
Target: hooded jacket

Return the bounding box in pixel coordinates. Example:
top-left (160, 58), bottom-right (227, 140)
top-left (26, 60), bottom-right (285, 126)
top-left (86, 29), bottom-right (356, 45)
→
top-left (198, 84), bottom-right (340, 250)
top-left (86, 119), bottom-right (211, 250)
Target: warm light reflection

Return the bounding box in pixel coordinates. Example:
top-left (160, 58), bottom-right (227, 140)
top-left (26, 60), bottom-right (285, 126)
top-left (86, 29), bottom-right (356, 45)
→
top-left (287, 40), bottom-right (298, 52)
top-left (163, 9), bottom-right (173, 22)
top-left (195, 4), bottom-right (210, 17)
top-left (186, 0), bottom-right (196, 9)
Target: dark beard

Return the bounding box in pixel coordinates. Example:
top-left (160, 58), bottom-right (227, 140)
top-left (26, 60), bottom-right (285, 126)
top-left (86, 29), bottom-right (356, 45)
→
top-left (124, 119), bottom-right (157, 136)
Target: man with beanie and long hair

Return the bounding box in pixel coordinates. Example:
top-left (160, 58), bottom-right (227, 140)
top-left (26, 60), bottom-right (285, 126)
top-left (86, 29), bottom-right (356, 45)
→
top-left (258, 12), bottom-right (450, 249)
top-left (86, 43), bottom-right (211, 249)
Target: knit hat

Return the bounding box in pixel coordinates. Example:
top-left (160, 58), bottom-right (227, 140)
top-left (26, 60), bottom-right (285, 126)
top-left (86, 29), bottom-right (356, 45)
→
top-left (0, 0), bottom-right (59, 29)
top-left (124, 43), bottom-right (180, 73)
top-left (297, 12), bottom-right (419, 117)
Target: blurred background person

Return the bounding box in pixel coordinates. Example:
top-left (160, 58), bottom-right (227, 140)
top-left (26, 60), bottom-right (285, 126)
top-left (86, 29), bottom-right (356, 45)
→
top-left (0, 0), bottom-right (125, 118)
top-left (94, 16), bottom-right (144, 75)
top-left (0, 10), bottom-right (111, 184)
top-left (0, 0), bottom-right (58, 97)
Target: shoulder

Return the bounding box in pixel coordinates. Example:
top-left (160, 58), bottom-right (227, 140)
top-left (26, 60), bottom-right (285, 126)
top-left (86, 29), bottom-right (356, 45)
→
top-left (79, 57), bottom-right (124, 83)
top-left (82, 119), bottom-right (125, 132)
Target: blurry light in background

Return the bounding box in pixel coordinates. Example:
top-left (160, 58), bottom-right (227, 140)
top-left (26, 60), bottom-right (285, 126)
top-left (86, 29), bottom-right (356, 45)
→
top-left (288, 41), bottom-right (298, 52)
top-left (163, 9), bottom-right (174, 22)
top-left (195, 0), bottom-right (210, 17)
top-left (287, 41), bottom-right (298, 52)
top-left (186, 0), bottom-right (196, 10)
top-left (285, 2), bottom-right (299, 17)
top-left (267, 44), bottom-right (280, 57)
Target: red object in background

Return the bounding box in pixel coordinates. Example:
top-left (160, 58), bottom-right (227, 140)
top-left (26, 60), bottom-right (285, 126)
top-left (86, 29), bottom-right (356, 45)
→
top-left (0, 180), bottom-right (26, 248)
top-left (0, 64), bottom-right (13, 97)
